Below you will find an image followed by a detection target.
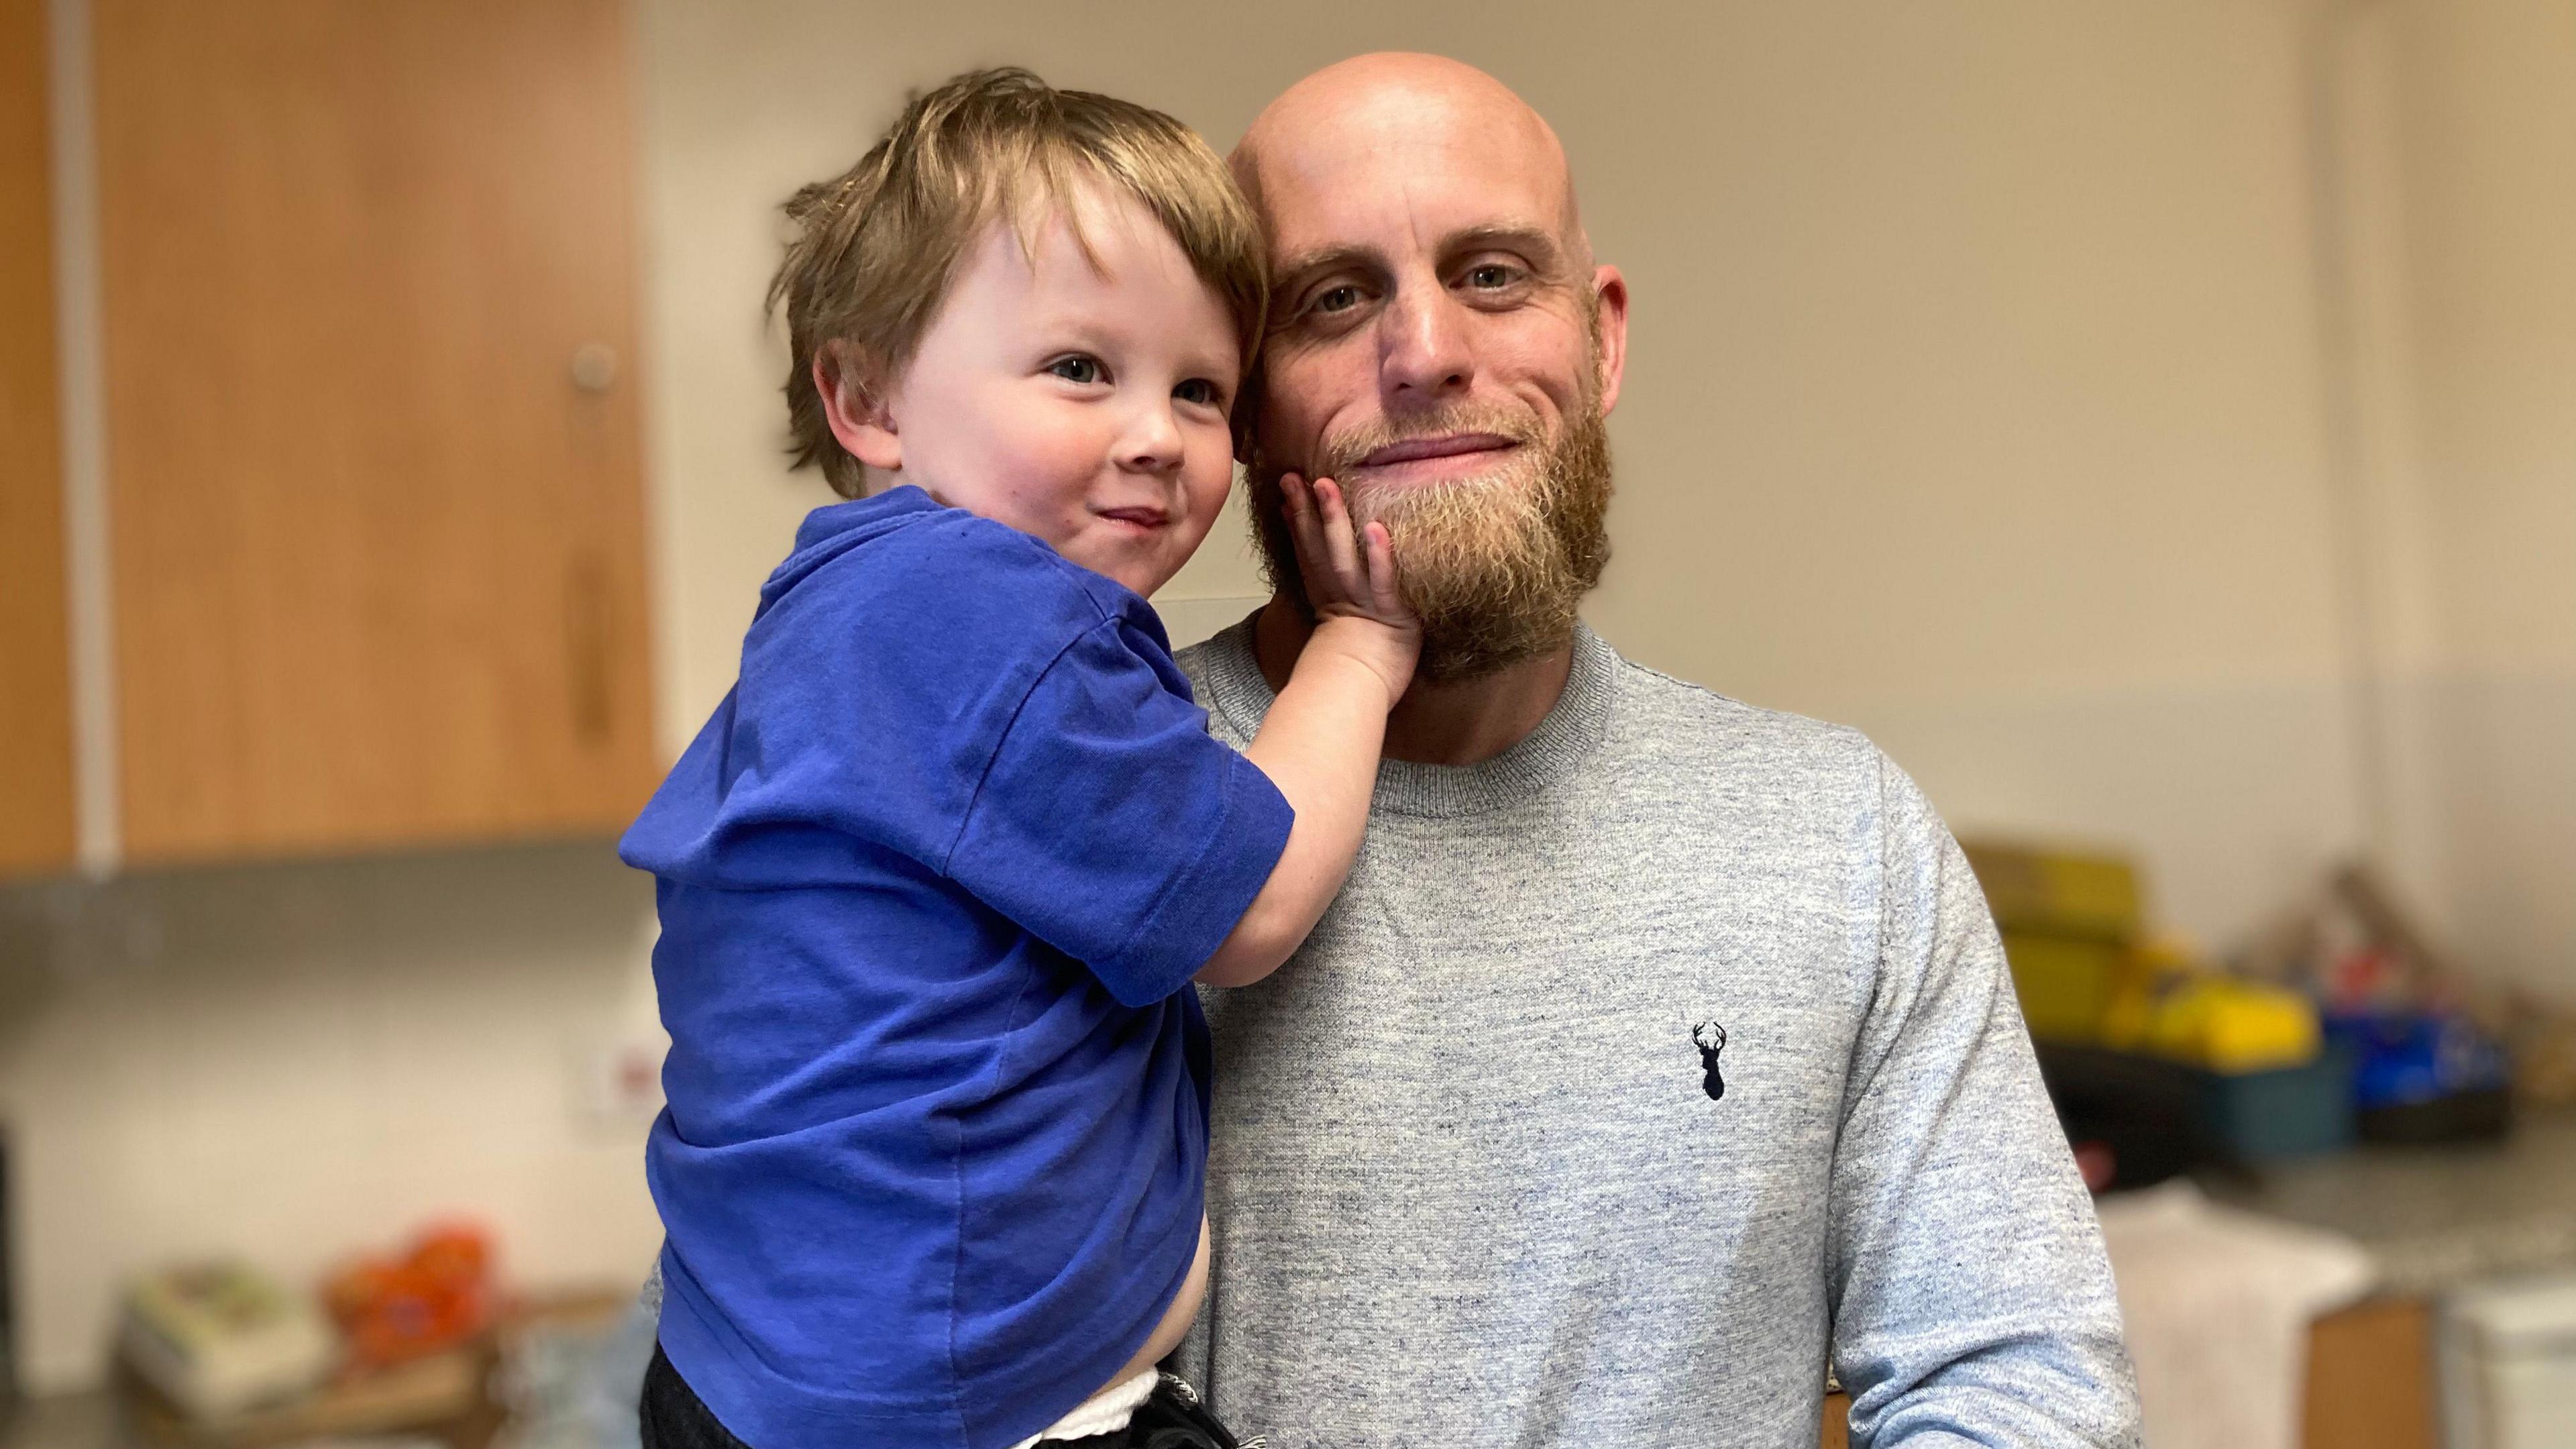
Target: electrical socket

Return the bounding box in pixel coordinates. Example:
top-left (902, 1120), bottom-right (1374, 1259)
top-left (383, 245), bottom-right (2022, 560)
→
top-left (574, 1030), bottom-right (668, 1130)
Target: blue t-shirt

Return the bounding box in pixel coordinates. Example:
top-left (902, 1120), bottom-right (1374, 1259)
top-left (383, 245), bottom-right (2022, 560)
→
top-left (619, 487), bottom-right (1293, 1449)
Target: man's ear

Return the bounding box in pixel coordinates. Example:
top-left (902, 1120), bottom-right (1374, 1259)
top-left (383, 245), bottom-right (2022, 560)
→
top-left (1590, 264), bottom-right (1629, 417)
top-left (816, 341), bottom-right (901, 472)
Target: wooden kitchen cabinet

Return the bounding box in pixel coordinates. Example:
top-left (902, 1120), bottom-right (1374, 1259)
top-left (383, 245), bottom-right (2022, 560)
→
top-left (2304, 1297), bottom-right (2438, 1449)
top-left (91, 0), bottom-right (655, 863)
top-left (0, 0), bottom-right (77, 877)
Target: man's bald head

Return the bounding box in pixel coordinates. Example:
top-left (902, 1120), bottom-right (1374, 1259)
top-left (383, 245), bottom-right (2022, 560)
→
top-left (1233, 53), bottom-right (1587, 264)
top-left (1228, 54), bottom-right (1629, 684)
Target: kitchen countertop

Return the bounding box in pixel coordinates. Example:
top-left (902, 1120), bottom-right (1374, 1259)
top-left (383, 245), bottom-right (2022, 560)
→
top-left (9, 1122), bottom-right (2567, 1444)
top-left (0, 1392), bottom-right (460, 1449)
top-left (2198, 1107), bottom-right (2576, 1297)
top-left (0, 1393), bottom-right (127, 1449)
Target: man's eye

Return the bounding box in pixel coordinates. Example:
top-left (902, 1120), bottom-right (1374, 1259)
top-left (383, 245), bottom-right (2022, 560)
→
top-left (1311, 284), bottom-right (1361, 315)
top-left (1466, 264), bottom-right (1517, 289)
top-left (1049, 356), bottom-right (1104, 384)
top-left (1174, 378), bottom-right (1224, 407)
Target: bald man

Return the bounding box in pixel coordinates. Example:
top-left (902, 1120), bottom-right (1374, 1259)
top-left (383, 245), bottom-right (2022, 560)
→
top-left (1165, 54), bottom-right (2143, 1446)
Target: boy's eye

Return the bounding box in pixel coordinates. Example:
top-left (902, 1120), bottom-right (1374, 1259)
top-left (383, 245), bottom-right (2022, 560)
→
top-left (1174, 378), bottom-right (1224, 408)
top-left (1048, 355), bottom-right (1105, 385)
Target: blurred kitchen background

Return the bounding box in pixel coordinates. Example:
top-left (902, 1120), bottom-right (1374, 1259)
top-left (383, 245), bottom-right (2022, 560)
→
top-left (1, 1), bottom-right (2571, 1446)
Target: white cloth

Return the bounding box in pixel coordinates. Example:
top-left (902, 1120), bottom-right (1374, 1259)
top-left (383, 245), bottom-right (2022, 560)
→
top-left (2096, 1181), bottom-right (2375, 1449)
top-left (1007, 1366), bottom-right (1161, 1449)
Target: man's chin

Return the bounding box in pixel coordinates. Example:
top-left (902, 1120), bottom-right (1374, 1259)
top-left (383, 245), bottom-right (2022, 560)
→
top-left (1248, 401), bottom-right (1613, 686)
top-left (1381, 484), bottom-right (1606, 679)
top-left (1406, 588), bottom-right (1582, 684)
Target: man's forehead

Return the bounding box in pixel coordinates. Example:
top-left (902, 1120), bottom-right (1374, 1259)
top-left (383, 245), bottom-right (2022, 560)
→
top-left (1239, 55), bottom-right (1576, 262)
top-left (1263, 137), bottom-right (1562, 260)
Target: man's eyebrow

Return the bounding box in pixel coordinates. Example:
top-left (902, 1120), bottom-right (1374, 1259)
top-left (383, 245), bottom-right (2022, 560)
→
top-left (1271, 244), bottom-right (1381, 290)
top-left (1272, 225), bottom-right (1572, 297)
top-left (1441, 224), bottom-right (1567, 272)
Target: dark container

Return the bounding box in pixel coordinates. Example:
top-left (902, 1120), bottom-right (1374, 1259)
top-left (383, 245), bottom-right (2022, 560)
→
top-left (2035, 1041), bottom-right (2358, 1183)
top-left (2196, 1044), bottom-right (2358, 1161)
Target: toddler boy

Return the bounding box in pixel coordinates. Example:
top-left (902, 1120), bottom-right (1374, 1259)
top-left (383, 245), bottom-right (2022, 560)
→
top-left (620, 68), bottom-right (1415, 1449)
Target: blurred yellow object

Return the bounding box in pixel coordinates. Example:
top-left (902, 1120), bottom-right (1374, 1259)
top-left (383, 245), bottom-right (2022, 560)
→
top-left (2142, 977), bottom-right (2322, 1073)
top-left (2098, 934), bottom-right (2198, 1051)
top-left (1970, 843), bottom-right (2324, 1070)
top-left (1969, 841), bottom-right (2149, 1044)
top-left (1964, 842), bottom-right (2142, 941)
top-left (2000, 931), bottom-right (2129, 1042)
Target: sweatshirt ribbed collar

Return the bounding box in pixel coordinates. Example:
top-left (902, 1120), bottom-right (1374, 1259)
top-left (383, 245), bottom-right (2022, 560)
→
top-left (1190, 617), bottom-right (1618, 819)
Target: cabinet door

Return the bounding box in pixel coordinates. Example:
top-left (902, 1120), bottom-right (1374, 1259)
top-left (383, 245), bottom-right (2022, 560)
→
top-left (0, 0), bottom-right (76, 877)
top-left (95, 0), bottom-right (655, 863)
top-left (2304, 1298), bottom-right (2436, 1449)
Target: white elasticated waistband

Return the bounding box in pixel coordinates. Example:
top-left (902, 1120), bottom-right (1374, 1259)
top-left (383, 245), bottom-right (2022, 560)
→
top-left (1007, 1366), bottom-right (1162, 1448)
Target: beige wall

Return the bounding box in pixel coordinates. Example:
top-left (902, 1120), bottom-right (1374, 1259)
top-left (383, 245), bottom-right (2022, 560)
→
top-left (1576, 3), bottom-right (2366, 946)
top-left (2372, 0), bottom-right (2576, 990)
top-left (2390, 0), bottom-right (2576, 680)
top-left (3, 0), bottom-right (2566, 1394)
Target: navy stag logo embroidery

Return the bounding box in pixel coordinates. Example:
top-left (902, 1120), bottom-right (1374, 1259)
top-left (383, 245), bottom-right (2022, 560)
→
top-left (1691, 1021), bottom-right (1728, 1101)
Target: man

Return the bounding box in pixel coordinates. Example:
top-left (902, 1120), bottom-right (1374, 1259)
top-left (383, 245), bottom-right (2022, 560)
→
top-left (1167, 53), bottom-right (2142, 1446)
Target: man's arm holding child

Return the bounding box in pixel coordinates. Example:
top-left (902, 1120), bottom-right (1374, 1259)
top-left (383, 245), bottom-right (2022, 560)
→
top-left (1197, 474), bottom-right (1416, 987)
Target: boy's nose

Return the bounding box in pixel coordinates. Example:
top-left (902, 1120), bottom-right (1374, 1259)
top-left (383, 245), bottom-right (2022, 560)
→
top-left (1117, 403), bottom-right (1186, 474)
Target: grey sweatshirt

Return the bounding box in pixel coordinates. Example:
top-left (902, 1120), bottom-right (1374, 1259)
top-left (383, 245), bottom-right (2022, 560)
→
top-left (1171, 620), bottom-right (2141, 1448)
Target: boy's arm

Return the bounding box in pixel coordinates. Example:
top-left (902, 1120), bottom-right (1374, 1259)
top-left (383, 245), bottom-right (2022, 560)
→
top-left (1197, 476), bottom-right (1415, 987)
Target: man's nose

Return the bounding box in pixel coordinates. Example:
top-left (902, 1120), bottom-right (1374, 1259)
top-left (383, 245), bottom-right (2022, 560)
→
top-left (1379, 288), bottom-right (1475, 405)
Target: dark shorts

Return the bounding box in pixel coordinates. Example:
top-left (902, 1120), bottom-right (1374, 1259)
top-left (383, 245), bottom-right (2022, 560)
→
top-left (639, 1343), bottom-right (1251, 1449)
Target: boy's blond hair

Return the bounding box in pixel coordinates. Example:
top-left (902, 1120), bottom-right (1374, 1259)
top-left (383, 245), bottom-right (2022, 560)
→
top-left (771, 68), bottom-right (1267, 499)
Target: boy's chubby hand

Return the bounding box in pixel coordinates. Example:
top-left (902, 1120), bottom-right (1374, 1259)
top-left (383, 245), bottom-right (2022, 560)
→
top-left (1279, 473), bottom-right (1421, 709)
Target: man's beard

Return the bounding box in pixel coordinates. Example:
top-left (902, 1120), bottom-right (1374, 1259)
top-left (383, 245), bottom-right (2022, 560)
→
top-left (1248, 394), bottom-right (1613, 684)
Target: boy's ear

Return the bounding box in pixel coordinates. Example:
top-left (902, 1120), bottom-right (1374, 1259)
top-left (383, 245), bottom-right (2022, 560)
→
top-left (816, 341), bottom-right (901, 472)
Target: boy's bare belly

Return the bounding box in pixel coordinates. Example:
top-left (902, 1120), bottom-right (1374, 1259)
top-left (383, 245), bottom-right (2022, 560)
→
top-left (1101, 1212), bottom-right (1209, 1391)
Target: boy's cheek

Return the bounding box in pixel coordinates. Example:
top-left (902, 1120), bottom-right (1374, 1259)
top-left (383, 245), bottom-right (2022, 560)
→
top-left (1183, 466), bottom-right (1234, 531)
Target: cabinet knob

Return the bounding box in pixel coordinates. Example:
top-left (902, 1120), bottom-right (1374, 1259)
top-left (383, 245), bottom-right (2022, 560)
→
top-left (570, 342), bottom-right (620, 392)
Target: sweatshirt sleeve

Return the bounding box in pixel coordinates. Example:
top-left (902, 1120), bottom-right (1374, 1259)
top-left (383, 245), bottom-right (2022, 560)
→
top-left (1825, 751), bottom-right (2144, 1447)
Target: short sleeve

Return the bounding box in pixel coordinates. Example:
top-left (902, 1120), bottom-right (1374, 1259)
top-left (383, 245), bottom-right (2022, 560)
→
top-left (944, 616), bottom-right (1293, 1007)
